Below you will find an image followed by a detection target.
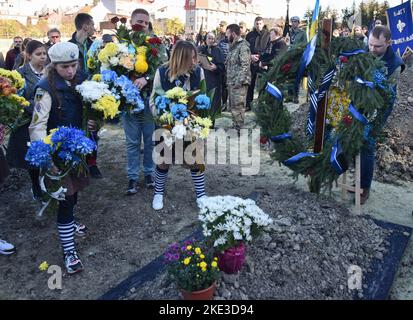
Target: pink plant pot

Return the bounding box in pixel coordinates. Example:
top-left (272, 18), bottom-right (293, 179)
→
top-left (217, 242), bottom-right (246, 274)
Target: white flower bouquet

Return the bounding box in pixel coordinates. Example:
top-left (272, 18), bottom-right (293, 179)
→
top-left (198, 196), bottom-right (273, 251)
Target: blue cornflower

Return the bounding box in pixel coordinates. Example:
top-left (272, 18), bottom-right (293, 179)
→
top-left (171, 103), bottom-right (188, 121)
top-left (25, 141), bottom-right (52, 169)
top-left (194, 94), bottom-right (211, 110)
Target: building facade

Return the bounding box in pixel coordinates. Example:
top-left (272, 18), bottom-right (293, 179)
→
top-left (184, 0), bottom-right (263, 34)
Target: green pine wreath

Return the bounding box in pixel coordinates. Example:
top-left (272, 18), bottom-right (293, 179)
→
top-left (255, 36), bottom-right (395, 192)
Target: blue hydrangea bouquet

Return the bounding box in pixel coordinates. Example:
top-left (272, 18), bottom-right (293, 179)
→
top-left (90, 70), bottom-right (145, 114)
top-left (154, 85), bottom-right (216, 145)
top-left (25, 126), bottom-right (96, 216)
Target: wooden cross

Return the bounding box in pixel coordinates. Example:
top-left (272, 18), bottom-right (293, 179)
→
top-left (313, 19), bottom-right (362, 214)
top-left (313, 19), bottom-right (332, 153)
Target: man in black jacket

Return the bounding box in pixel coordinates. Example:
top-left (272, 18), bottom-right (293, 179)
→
top-left (68, 13), bottom-right (95, 74)
top-left (245, 17), bottom-right (270, 111)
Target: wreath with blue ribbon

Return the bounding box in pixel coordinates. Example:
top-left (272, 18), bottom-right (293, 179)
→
top-left (255, 36), bottom-right (395, 193)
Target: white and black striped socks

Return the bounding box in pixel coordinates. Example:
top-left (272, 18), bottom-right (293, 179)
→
top-left (191, 169), bottom-right (206, 198)
top-left (57, 221), bottom-right (75, 254)
top-left (154, 166), bottom-right (169, 196)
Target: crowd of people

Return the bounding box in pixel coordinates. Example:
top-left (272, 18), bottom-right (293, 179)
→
top-left (0, 9), bottom-right (408, 276)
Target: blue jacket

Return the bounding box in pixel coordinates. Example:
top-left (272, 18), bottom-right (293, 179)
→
top-left (36, 71), bottom-right (87, 132)
top-left (381, 45), bottom-right (405, 77)
top-left (158, 65), bottom-right (202, 91)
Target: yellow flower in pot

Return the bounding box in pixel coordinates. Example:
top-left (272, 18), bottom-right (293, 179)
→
top-left (164, 239), bottom-right (221, 300)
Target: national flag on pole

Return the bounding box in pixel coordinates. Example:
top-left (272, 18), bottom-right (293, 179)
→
top-left (295, 0), bottom-right (320, 92)
top-left (309, 0), bottom-right (320, 39)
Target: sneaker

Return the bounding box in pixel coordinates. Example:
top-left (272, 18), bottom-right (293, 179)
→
top-left (145, 175), bottom-right (155, 189)
top-left (0, 239), bottom-right (16, 255)
top-left (89, 165), bottom-right (103, 179)
top-left (126, 180), bottom-right (138, 195)
top-left (152, 194), bottom-right (164, 210)
top-left (64, 250), bottom-right (83, 274)
top-left (74, 222), bottom-right (88, 237)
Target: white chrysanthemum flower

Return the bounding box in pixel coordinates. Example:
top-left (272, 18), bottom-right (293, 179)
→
top-left (172, 124), bottom-right (187, 140)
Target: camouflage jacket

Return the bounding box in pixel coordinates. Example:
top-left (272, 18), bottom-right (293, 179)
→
top-left (226, 37), bottom-right (251, 87)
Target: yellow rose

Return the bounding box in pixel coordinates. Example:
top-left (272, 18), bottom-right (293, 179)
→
top-left (134, 57), bottom-right (148, 74)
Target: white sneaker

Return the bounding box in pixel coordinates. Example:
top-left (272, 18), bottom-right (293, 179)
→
top-left (152, 194), bottom-right (164, 210)
top-left (0, 239), bottom-right (16, 255)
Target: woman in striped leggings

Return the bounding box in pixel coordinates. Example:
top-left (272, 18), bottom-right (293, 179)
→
top-left (149, 41), bottom-right (207, 211)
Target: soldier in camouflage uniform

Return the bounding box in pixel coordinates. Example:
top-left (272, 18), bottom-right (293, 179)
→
top-left (225, 24), bottom-right (251, 132)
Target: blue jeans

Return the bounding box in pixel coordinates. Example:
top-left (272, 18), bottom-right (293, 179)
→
top-left (122, 108), bottom-right (155, 181)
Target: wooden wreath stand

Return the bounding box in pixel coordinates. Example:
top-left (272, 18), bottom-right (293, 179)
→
top-left (337, 153), bottom-right (363, 215)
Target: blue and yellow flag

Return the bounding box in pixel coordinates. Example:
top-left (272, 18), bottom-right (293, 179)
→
top-left (295, 0), bottom-right (320, 92)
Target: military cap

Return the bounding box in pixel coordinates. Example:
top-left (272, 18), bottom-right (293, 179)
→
top-left (290, 16), bottom-right (300, 22)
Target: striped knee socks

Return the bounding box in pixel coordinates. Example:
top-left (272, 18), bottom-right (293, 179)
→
top-left (155, 166), bottom-right (169, 196)
top-left (57, 221), bottom-right (75, 254)
top-left (191, 169), bottom-right (206, 198)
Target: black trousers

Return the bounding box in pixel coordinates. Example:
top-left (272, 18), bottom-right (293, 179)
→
top-left (57, 193), bottom-right (77, 224)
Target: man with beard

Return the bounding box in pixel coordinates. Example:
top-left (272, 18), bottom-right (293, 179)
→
top-left (5, 36), bottom-right (23, 70)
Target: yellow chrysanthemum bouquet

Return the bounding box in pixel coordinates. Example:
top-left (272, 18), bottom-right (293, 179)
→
top-left (326, 86), bottom-right (351, 130)
top-left (0, 68), bottom-right (29, 144)
top-left (75, 80), bottom-right (120, 130)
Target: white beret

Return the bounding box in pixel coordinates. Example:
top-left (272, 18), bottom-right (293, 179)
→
top-left (48, 42), bottom-right (79, 64)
